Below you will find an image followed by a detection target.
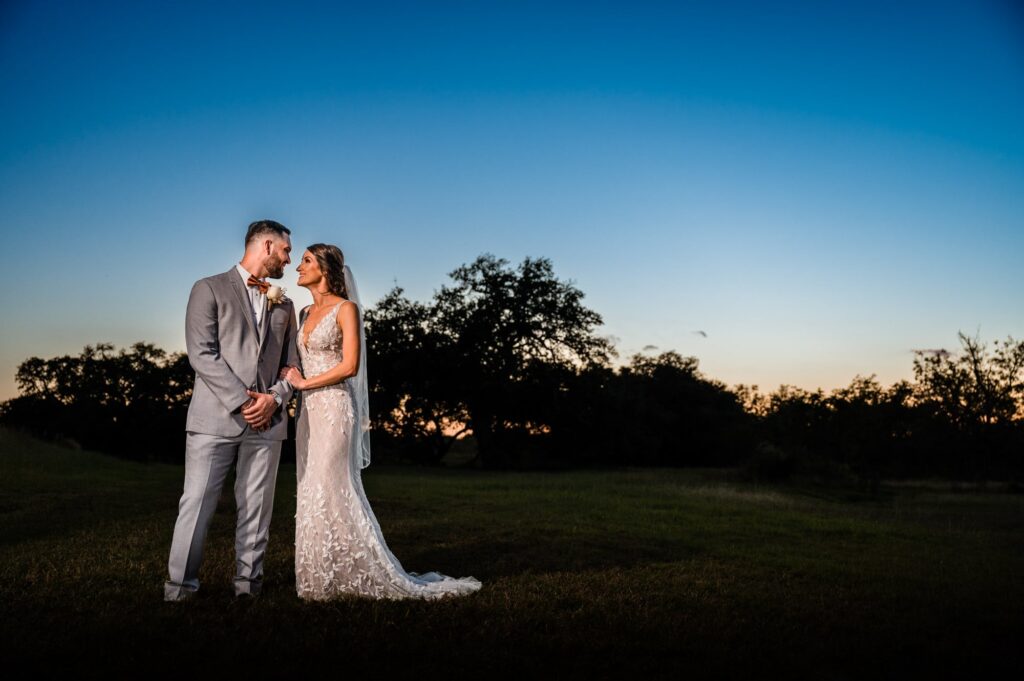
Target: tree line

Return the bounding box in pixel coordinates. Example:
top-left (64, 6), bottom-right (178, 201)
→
top-left (2, 254), bottom-right (1022, 481)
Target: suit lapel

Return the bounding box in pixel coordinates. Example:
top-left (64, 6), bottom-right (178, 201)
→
top-left (227, 269), bottom-right (260, 345)
top-left (258, 300), bottom-right (272, 349)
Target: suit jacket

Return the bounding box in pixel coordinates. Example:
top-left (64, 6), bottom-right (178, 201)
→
top-left (184, 268), bottom-right (299, 439)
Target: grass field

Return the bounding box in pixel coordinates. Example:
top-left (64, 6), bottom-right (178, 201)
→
top-left (1, 427), bottom-right (1022, 679)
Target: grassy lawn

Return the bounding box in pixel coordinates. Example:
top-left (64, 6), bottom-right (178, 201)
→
top-left (1, 427), bottom-right (1021, 679)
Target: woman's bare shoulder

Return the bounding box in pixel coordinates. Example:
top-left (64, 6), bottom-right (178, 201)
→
top-left (336, 298), bottom-right (359, 321)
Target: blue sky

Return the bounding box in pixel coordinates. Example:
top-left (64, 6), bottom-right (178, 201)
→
top-left (1, 0), bottom-right (1022, 401)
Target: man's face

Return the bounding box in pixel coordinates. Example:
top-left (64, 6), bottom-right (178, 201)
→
top-left (264, 235), bottom-right (292, 279)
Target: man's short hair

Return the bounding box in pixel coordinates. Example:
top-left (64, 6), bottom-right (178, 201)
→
top-left (245, 220), bottom-right (291, 246)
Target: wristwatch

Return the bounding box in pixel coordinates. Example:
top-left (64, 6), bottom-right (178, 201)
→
top-left (270, 391), bottom-right (283, 408)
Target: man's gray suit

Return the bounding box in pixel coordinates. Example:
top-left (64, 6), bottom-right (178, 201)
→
top-left (164, 268), bottom-right (299, 600)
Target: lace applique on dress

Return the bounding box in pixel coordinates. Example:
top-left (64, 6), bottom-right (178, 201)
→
top-left (294, 303), bottom-right (482, 600)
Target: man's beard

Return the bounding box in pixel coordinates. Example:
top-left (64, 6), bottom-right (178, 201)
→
top-left (265, 254), bottom-right (285, 279)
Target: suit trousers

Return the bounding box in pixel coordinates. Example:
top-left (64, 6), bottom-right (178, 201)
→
top-left (164, 430), bottom-right (282, 600)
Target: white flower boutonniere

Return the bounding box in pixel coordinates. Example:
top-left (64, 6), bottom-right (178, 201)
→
top-left (267, 285), bottom-right (287, 308)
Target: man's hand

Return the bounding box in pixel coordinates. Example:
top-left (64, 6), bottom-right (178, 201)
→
top-left (242, 390), bottom-right (278, 431)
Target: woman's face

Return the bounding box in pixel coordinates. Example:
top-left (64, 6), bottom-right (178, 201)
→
top-left (296, 250), bottom-right (323, 287)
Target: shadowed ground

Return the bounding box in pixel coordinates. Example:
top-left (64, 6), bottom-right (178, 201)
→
top-left (1, 427), bottom-right (1021, 679)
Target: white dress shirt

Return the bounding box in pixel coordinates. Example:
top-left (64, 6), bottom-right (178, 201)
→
top-left (236, 263), bottom-right (266, 327)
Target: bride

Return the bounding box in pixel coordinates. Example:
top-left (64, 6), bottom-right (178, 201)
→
top-left (280, 243), bottom-right (481, 601)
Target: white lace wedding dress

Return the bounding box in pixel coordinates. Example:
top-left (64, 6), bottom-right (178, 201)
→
top-left (294, 302), bottom-right (482, 600)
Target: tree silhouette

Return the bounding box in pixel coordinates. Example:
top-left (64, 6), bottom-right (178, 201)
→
top-left (364, 287), bottom-right (468, 464)
top-left (2, 342), bottom-right (192, 460)
top-left (913, 333), bottom-right (1024, 430)
top-left (912, 332), bottom-right (1024, 478)
top-left (430, 254), bottom-right (613, 467)
top-left (3, 267), bottom-right (1022, 480)
top-left (366, 255), bottom-right (614, 467)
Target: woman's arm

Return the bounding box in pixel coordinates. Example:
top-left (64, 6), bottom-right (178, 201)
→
top-left (282, 301), bottom-right (361, 390)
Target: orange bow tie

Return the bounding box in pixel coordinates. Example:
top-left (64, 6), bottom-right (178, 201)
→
top-left (247, 276), bottom-right (270, 294)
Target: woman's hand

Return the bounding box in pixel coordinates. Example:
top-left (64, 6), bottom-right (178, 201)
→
top-left (280, 366), bottom-right (307, 390)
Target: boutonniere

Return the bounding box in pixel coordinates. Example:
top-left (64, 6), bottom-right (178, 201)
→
top-left (267, 285), bottom-right (288, 308)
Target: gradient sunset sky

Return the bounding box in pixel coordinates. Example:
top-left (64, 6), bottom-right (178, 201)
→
top-left (1, 0), bottom-right (1022, 401)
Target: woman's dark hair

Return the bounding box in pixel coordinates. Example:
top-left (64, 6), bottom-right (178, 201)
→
top-left (307, 243), bottom-right (348, 299)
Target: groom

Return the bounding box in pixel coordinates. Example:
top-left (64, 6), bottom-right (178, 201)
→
top-left (164, 220), bottom-right (300, 601)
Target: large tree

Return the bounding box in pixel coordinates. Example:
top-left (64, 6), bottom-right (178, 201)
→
top-left (433, 255), bottom-right (613, 466)
top-left (370, 254), bottom-right (613, 468)
top-left (913, 332), bottom-right (1024, 431)
top-left (912, 332), bottom-right (1024, 478)
top-left (363, 287), bottom-right (468, 464)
